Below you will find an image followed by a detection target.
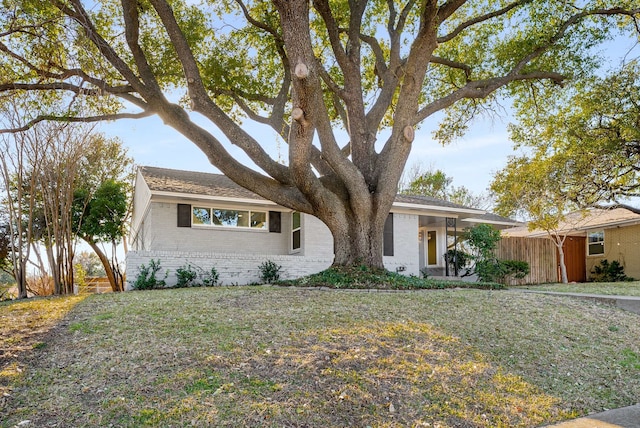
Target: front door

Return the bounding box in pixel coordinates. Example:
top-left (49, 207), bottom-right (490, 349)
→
top-left (427, 231), bottom-right (437, 265)
top-left (559, 236), bottom-right (586, 282)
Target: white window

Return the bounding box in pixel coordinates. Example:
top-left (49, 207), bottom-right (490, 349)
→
top-left (587, 230), bottom-right (604, 256)
top-left (292, 211), bottom-right (301, 251)
top-left (192, 207), bottom-right (267, 229)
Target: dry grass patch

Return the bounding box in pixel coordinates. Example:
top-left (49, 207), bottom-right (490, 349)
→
top-left (520, 281), bottom-right (640, 296)
top-left (1, 287), bottom-right (639, 427)
top-left (0, 295), bottom-right (87, 398)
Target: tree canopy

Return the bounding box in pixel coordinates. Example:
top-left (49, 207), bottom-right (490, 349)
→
top-left (400, 166), bottom-right (491, 209)
top-left (503, 62), bottom-right (640, 207)
top-left (1, 0), bottom-right (638, 268)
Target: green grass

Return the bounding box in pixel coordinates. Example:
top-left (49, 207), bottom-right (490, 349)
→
top-left (519, 281), bottom-right (640, 296)
top-left (2, 287), bottom-right (640, 427)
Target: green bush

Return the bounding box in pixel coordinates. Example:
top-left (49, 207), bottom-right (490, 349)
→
top-left (464, 224), bottom-right (529, 283)
top-left (500, 259), bottom-right (530, 280)
top-left (175, 263), bottom-right (220, 287)
top-left (474, 258), bottom-right (530, 283)
top-left (259, 260), bottom-right (282, 284)
top-left (443, 249), bottom-right (471, 274)
top-left (133, 259), bottom-right (168, 290)
top-left (199, 266), bottom-right (220, 287)
top-left (175, 263), bottom-right (199, 288)
top-left (591, 259), bottom-right (632, 282)
top-left (277, 265), bottom-right (505, 290)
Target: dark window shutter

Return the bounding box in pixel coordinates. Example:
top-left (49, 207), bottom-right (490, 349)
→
top-left (269, 211), bottom-right (281, 233)
top-left (383, 213), bottom-right (394, 256)
top-left (177, 204), bottom-right (191, 227)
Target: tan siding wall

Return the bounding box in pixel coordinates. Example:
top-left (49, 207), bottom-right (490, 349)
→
top-left (496, 237), bottom-right (558, 285)
top-left (586, 224), bottom-right (640, 280)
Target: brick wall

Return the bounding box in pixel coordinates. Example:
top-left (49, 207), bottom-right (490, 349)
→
top-left (384, 213), bottom-right (419, 276)
top-left (125, 250), bottom-right (333, 288)
top-left (126, 202), bottom-right (423, 287)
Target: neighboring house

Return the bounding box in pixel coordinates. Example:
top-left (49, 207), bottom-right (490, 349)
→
top-left (503, 205), bottom-right (640, 282)
top-left (126, 166), bottom-right (519, 287)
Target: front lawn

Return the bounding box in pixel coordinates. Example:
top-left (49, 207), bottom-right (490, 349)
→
top-left (2, 287), bottom-right (639, 427)
top-left (520, 281), bottom-right (640, 297)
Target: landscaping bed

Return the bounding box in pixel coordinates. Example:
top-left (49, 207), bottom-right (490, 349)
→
top-left (276, 266), bottom-right (503, 290)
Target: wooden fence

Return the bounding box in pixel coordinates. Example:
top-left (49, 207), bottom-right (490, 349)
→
top-left (496, 237), bottom-right (557, 285)
top-left (79, 277), bottom-right (113, 293)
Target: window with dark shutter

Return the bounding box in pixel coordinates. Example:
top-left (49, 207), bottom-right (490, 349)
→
top-left (269, 211), bottom-right (281, 233)
top-left (177, 204), bottom-right (191, 227)
top-left (383, 213), bottom-right (394, 256)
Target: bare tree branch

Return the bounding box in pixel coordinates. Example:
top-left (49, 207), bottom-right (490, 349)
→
top-left (148, 0), bottom-right (296, 188)
top-left (430, 55), bottom-right (472, 80)
top-left (0, 111), bottom-right (153, 134)
top-left (437, 0), bottom-right (531, 43)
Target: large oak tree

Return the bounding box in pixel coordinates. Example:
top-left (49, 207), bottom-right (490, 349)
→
top-left (0, 0), bottom-right (638, 269)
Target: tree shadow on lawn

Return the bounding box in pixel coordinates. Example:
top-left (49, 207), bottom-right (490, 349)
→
top-left (124, 322), bottom-right (577, 428)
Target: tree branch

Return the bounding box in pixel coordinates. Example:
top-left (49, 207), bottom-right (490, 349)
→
top-left (52, 0), bottom-right (149, 97)
top-left (430, 55), bottom-right (472, 80)
top-left (148, 0), bottom-right (294, 186)
top-left (0, 111), bottom-right (153, 134)
top-left (437, 0), bottom-right (531, 43)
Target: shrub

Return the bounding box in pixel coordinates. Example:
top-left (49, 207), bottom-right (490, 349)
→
top-left (475, 259), bottom-right (530, 283)
top-left (259, 260), bottom-right (282, 284)
top-left (276, 265), bottom-right (505, 290)
top-left (175, 263), bottom-right (199, 288)
top-left (199, 266), bottom-right (220, 287)
top-left (500, 259), bottom-right (530, 280)
top-left (463, 224), bottom-right (528, 283)
top-left (133, 259), bottom-right (168, 290)
top-left (443, 249), bottom-right (471, 275)
top-left (591, 259), bottom-right (632, 282)
top-left (175, 263), bottom-right (220, 287)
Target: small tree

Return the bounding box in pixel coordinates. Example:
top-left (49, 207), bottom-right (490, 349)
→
top-left (0, 102), bottom-right (47, 298)
top-left (464, 224), bottom-right (528, 283)
top-left (492, 155), bottom-right (579, 283)
top-left (74, 179), bottom-right (130, 292)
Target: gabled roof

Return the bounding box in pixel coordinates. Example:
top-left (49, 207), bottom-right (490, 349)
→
top-left (141, 166), bottom-right (268, 201)
top-left (138, 166), bottom-right (519, 226)
top-left (503, 205), bottom-right (640, 238)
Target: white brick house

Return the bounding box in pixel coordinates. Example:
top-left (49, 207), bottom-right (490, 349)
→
top-left (126, 166), bottom-right (518, 287)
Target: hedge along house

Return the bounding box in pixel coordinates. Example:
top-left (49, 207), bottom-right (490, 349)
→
top-left (502, 205), bottom-right (640, 283)
top-left (126, 166), bottom-right (519, 287)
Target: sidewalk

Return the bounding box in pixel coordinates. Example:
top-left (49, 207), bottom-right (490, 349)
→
top-left (514, 289), bottom-right (640, 315)
top-left (545, 404), bottom-right (640, 427)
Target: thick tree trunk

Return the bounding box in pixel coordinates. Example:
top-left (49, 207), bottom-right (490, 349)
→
top-left (331, 220), bottom-right (384, 269)
top-left (319, 201), bottom-right (389, 270)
